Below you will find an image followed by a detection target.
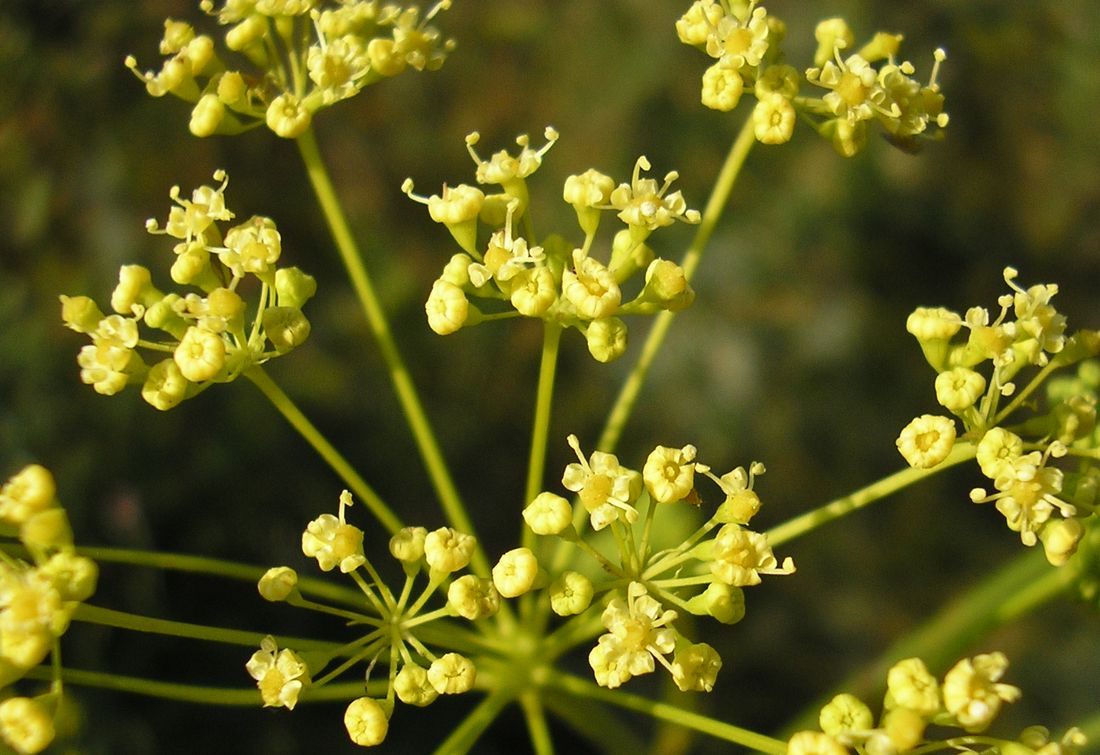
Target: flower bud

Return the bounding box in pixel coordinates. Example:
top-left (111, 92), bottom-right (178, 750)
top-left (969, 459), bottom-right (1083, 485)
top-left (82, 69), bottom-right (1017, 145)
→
top-left (492, 547), bottom-right (539, 598)
top-left (60, 295), bottom-right (105, 334)
top-left (344, 697), bottom-right (390, 747)
top-left (549, 571), bottom-right (594, 616)
top-left (523, 492), bottom-right (573, 536)
top-left (263, 306), bottom-right (311, 353)
top-left (258, 567), bottom-right (299, 602)
top-left (585, 317), bottom-right (628, 363)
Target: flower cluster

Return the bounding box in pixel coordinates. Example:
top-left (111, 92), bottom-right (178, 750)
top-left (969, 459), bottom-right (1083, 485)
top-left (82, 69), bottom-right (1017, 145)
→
top-left (405, 130), bottom-right (700, 361)
top-left (789, 652), bottom-right (1086, 755)
top-left (896, 269), bottom-right (1100, 565)
top-left (61, 171), bottom-right (316, 410)
top-left (677, 1), bottom-right (949, 155)
top-left (526, 437), bottom-right (793, 690)
top-left (0, 465), bottom-right (99, 754)
top-left (252, 490), bottom-right (509, 748)
top-left (126, 1), bottom-right (453, 138)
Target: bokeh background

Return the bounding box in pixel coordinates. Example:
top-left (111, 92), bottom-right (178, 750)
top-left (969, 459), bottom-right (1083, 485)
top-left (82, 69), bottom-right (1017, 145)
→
top-left (2, 0), bottom-right (1099, 752)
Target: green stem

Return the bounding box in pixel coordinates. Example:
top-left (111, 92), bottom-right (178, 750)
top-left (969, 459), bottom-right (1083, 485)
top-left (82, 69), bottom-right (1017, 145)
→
top-left (524, 322), bottom-right (564, 551)
top-left (61, 544), bottom-right (364, 608)
top-left (295, 128), bottom-right (482, 572)
top-left (431, 689), bottom-right (514, 755)
top-left (766, 441), bottom-right (976, 548)
top-left (520, 690), bottom-right (555, 755)
top-left (544, 670), bottom-right (786, 754)
top-left (73, 603), bottom-right (337, 651)
top-left (22, 665), bottom-right (372, 705)
top-left (245, 366), bottom-right (402, 535)
top-left (596, 114), bottom-right (757, 455)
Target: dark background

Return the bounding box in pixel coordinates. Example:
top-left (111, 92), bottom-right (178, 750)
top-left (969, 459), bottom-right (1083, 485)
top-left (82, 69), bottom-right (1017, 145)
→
top-left (2, 0), bottom-right (1098, 752)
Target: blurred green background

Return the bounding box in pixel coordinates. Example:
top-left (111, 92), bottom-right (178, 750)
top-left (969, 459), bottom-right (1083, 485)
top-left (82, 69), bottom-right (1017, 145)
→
top-left (2, 0), bottom-right (1099, 752)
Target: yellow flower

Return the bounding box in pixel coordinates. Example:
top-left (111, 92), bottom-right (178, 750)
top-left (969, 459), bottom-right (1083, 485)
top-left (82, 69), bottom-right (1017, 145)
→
top-left (173, 325), bottom-right (226, 382)
top-left (344, 697), bottom-right (389, 746)
top-left (895, 414), bottom-right (956, 469)
top-left (246, 636), bottom-right (309, 710)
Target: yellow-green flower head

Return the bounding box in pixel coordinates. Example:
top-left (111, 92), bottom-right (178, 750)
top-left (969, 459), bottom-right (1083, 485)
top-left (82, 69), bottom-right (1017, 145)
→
top-left (562, 434), bottom-right (642, 531)
top-left (788, 731), bottom-right (848, 755)
top-left (753, 92), bottom-right (796, 144)
top-left (585, 317), bottom-right (628, 363)
top-left (563, 249), bottom-right (621, 320)
top-left (394, 663), bottom-right (439, 707)
top-left (465, 127), bottom-right (559, 187)
top-left (523, 492), bottom-right (573, 536)
top-left (609, 157), bottom-right (701, 239)
top-left (549, 571), bottom-right (594, 617)
top-left (1005, 267), bottom-right (1067, 363)
top-left (0, 466), bottom-right (56, 527)
top-left (808, 51), bottom-right (884, 125)
top-left (1039, 517), bottom-right (1085, 566)
top-left (142, 359), bottom-right (190, 411)
top-left (700, 62), bottom-right (745, 111)
top-left (174, 325), bottom-right (227, 382)
top-left (20, 508), bottom-right (73, 551)
top-left (147, 171), bottom-right (233, 243)
top-left (881, 708), bottom-right (927, 753)
top-left (425, 279), bottom-right (470, 335)
top-left (301, 491), bottom-right (367, 573)
top-left (907, 306), bottom-right (963, 342)
top-left (219, 216), bottom-right (282, 278)
top-left (132, 1), bottom-right (454, 138)
top-left (643, 444), bottom-right (698, 503)
top-left (246, 636), bottom-right (310, 710)
top-left (564, 168), bottom-right (615, 236)
top-left (709, 524), bottom-right (794, 586)
top-left (819, 693), bottom-right (874, 737)
top-left (344, 696), bottom-right (390, 747)
top-left (423, 527), bottom-right (476, 575)
top-left (685, 581), bottom-right (746, 624)
top-left (389, 525), bottom-right (428, 563)
top-left (942, 652), bottom-right (1021, 732)
top-left (0, 573), bottom-right (67, 668)
top-left (257, 566), bottom-right (299, 602)
top-left (589, 582), bottom-right (678, 689)
top-left (704, 2), bottom-right (770, 70)
top-left (37, 552), bottom-right (97, 605)
top-left (307, 34), bottom-right (370, 104)
top-left (676, 0), bottom-right (724, 49)
top-left (935, 367), bottom-right (987, 413)
top-left (885, 657), bottom-right (940, 717)
top-left (0, 696), bottom-right (55, 755)
top-left (976, 427), bottom-right (1024, 481)
top-left (895, 414), bottom-right (956, 469)
top-left (427, 652), bottom-right (476, 694)
top-left (447, 574), bottom-right (500, 620)
top-left (402, 179), bottom-right (484, 255)
top-left (971, 444), bottom-right (1075, 547)
top-left (111, 265), bottom-right (161, 315)
top-left (491, 547), bottom-right (539, 599)
top-left (77, 343), bottom-right (139, 396)
top-left (510, 267), bottom-right (558, 318)
top-left (671, 642), bottom-right (722, 692)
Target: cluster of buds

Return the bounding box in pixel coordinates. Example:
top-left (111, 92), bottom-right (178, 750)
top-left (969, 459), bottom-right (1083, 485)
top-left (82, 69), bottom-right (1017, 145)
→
top-left (405, 129), bottom-right (700, 361)
top-left (252, 491), bottom-right (535, 748)
top-left (789, 652), bottom-right (1087, 755)
top-left (0, 465), bottom-right (99, 754)
top-left (896, 269), bottom-right (1100, 565)
top-left (126, 1), bottom-right (454, 138)
top-left (61, 171), bottom-right (316, 410)
top-left (676, 1), bottom-right (949, 155)
top-left (525, 436), bottom-right (793, 690)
